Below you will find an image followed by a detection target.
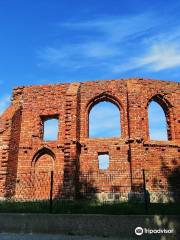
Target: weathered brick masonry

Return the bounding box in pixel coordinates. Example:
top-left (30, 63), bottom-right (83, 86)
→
top-left (0, 78), bottom-right (179, 202)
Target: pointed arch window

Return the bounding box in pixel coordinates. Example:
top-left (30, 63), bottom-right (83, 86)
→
top-left (89, 101), bottom-right (121, 138)
top-left (148, 101), bottom-right (168, 141)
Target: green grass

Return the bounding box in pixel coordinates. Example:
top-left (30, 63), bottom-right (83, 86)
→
top-left (0, 200), bottom-right (179, 215)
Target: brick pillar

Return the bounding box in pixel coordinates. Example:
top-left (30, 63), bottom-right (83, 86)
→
top-left (61, 83), bottom-right (80, 199)
top-left (174, 89), bottom-right (180, 141)
top-left (126, 80), bottom-right (145, 190)
top-left (0, 88), bottom-right (23, 198)
top-left (0, 118), bottom-right (10, 198)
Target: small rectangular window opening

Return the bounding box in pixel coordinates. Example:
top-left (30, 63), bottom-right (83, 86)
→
top-left (41, 115), bottom-right (59, 141)
top-left (98, 153), bottom-right (109, 170)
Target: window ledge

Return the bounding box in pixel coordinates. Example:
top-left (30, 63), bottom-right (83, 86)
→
top-left (143, 140), bottom-right (180, 148)
top-left (84, 137), bottom-right (124, 142)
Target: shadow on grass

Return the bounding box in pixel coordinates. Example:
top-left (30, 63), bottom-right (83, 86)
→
top-left (0, 200), bottom-right (180, 215)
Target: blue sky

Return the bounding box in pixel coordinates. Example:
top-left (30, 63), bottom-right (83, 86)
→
top-left (43, 119), bottom-right (59, 141)
top-left (98, 154), bottom-right (109, 170)
top-left (89, 101), bottom-right (120, 138)
top-left (0, 0), bottom-right (179, 140)
top-left (148, 101), bottom-right (168, 140)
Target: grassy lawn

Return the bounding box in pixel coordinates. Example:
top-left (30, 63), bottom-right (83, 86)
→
top-left (0, 200), bottom-right (179, 214)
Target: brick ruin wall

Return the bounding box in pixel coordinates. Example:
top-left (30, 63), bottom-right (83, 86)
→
top-left (0, 78), bottom-right (179, 202)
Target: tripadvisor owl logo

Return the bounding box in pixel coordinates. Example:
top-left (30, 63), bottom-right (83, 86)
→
top-left (135, 227), bottom-right (143, 236)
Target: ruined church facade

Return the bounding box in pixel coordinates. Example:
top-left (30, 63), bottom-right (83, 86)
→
top-left (0, 78), bottom-right (179, 202)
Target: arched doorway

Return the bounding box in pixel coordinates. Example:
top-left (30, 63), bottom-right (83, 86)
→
top-left (32, 148), bottom-right (55, 200)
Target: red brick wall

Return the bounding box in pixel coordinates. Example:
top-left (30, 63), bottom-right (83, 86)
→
top-left (0, 78), bottom-right (179, 202)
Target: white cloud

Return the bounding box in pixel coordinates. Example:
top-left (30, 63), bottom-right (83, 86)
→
top-left (113, 42), bottom-right (180, 73)
top-left (60, 13), bottom-right (158, 43)
top-left (38, 11), bottom-right (180, 76)
top-left (0, 95), bottom-right (11, 115)
top-left (38, 12), bottom-right (159, 68)
top-left (143, 43), bottom-right (180, 71)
